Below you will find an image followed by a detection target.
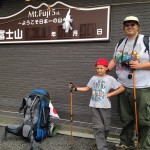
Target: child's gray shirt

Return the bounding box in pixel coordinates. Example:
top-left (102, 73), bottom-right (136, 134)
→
top-left (87, 75), bottom-right (121, 108)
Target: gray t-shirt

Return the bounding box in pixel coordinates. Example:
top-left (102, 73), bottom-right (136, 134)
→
top-left (87, 75), bottom-right (121, 108)
top-left (114, 34), bottom-right (150, 88)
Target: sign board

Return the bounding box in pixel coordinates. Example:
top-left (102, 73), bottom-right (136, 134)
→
top-left (0, 1), bottom-right (110, 43)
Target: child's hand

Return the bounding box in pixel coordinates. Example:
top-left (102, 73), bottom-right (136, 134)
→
top-left (69, 83), bottom-right (73, 89)
top-left (69, 83), bottom-right (77, 91)
top-left (107, 93), bottom-right (111, 98)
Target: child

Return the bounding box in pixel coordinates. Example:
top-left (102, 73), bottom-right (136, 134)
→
top-left (69, 58), bottom-right (125, 150)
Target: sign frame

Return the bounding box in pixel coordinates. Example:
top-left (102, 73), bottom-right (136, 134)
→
top-left (0, 1), bottom-right (111, 44)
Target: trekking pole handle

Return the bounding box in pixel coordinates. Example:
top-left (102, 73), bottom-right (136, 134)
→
top-left (69, 83), bottom-right (77, 92)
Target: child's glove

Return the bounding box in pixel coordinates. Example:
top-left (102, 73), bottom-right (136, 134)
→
top-left (69, 83), bottom-right (77, 91)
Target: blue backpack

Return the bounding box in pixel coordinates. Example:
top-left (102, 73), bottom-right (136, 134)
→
top-left (36, 98), bottom-right (50, 141)
top-left (20, 89), bottom-right (50, 142)
top-left (2, 90), bottom-right (57, 150)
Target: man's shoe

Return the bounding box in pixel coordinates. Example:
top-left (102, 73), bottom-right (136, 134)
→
top-left (115, 143), bottom-right (134, 149)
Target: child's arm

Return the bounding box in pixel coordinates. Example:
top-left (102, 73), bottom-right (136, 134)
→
top-left (107, 85), bottom-right (125, 98)
top-left (69, 83), bottom-right (90, 92)
top-left (76, 86), bottom-right (90, 92)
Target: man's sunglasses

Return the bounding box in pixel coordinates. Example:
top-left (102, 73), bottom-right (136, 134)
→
top-left (124, 23), bottom-right (136, 27)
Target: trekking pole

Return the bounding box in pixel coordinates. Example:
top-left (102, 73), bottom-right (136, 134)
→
top-left (133, 70), bottom-right (139, 150)
top-left (69, 83), bottom-right (73, 149)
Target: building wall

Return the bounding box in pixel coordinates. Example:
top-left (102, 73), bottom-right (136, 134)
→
top-left (0, 0), bottom-right (150, 127)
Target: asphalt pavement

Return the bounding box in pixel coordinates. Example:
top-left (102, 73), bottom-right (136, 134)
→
top-left (0, 110), bottom-right (119, 150)
top-left (0, 126), bottom-right (116, 150)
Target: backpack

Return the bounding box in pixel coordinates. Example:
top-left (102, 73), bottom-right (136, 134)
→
top-left (20, 89), bottom-right (50, 142)
top-left (117, 35), bottom-right (149, 54)
top-left (1, 89), bottom-right (58, 150)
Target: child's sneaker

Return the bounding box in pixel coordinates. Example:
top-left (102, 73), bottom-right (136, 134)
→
top-left (91, 143), bottom-right (97, 150)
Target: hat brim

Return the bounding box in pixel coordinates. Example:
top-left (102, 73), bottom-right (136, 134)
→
top-left (123, 20), bottom-right (139, 25)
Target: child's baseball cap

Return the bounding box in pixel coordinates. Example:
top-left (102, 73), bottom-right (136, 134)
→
top-left (95, 58), bottom-right (108, 67)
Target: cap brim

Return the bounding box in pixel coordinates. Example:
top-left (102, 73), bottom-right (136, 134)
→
top-left (123, 20), bottom-right (139, 25)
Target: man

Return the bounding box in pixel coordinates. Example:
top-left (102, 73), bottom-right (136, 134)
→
top-left (108, 16), bottom-right (150, 149)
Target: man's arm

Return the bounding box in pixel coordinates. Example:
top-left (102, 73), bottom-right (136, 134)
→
top-left (108, 58), bottom-right (117, 71)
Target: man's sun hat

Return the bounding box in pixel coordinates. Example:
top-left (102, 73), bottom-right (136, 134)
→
top-left (123, 16), bottom-right (139, 25)
top-left (95, 58), bottom-right (109, 67)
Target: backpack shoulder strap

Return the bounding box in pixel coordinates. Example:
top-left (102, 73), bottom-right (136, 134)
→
top-left (143, 35), bottom-right (149, 53)
top-left (117, 36), bottom-right (149, 53)
top-left (117, 38), bottom-right (125, 49)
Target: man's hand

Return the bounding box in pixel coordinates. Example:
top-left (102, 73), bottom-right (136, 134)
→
top-left (129, 61), bottom-right (142, 69)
